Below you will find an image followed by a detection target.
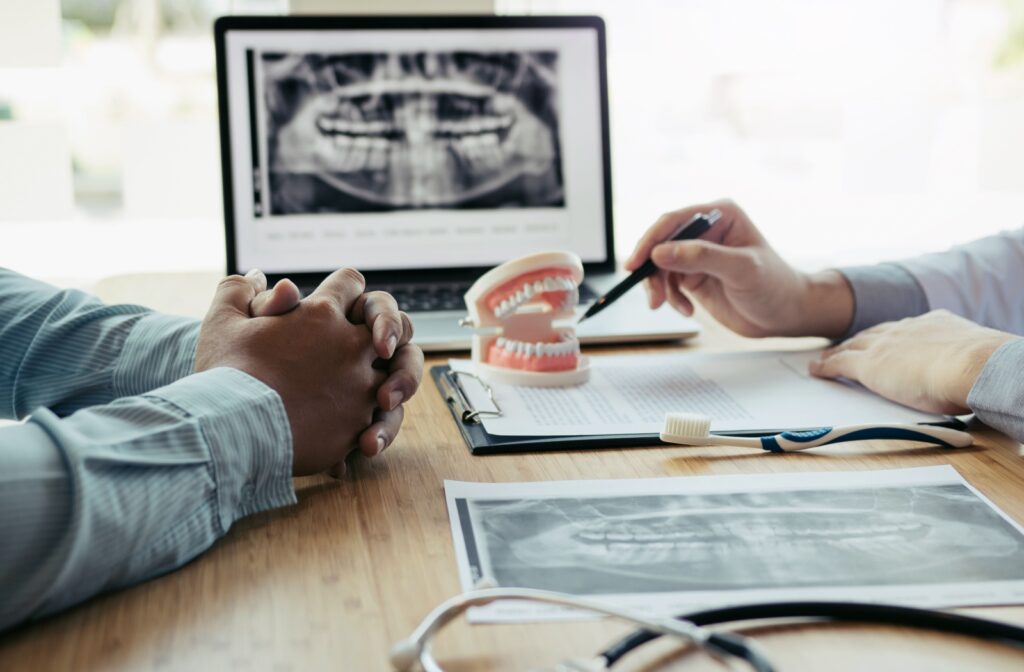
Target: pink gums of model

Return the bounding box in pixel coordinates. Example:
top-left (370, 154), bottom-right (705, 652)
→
top-left (463, 251), bottom-right (589, 386)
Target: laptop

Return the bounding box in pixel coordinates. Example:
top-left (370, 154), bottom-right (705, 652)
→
top-left (214, 15), bottom-right (700, 351)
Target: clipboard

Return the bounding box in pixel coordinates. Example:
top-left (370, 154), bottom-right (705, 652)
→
top-left (432, 364), bottom-right (664, 455)
top-left (431, 364), bottom-right (970, 456)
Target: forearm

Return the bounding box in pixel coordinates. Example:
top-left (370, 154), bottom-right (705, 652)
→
top-left (0, 368), bottom-right (295, 631)
top-left (0, 269), bottom-right (199, 418)
top-left (968, 338), bottom-right (1024, 443)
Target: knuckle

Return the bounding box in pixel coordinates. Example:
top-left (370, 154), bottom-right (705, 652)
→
top-left (393, 370), bottom-right (417, 392)
top-left (218, 275), bottom-right (248, 290)
top-left (340, 267), bottom-right (366, 287)
top-left (744, 250), bottom-right (764, 273)
top-left (306, 296), bottom-right (341, 321)
top-left (371, 290), bottom-right (398, 306)
top-left (389, 405), bottom-right (406, 425)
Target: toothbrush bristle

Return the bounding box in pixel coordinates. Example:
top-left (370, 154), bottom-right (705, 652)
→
top-left (660, 412), bottom-right (713, 444)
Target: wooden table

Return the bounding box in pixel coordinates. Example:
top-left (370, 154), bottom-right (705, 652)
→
top-left (2, 275), bottom-right (1024, 672)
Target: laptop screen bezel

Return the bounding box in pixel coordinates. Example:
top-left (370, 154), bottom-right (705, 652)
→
top-left (214, 14), bottom-right (615, 287)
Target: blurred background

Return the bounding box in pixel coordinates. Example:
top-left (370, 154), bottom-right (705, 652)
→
top-left (1, 0), bottom-right (1023, 287)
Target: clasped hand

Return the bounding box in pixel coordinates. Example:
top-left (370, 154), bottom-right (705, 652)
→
top-left (194, 268), bottom-right (424, 477)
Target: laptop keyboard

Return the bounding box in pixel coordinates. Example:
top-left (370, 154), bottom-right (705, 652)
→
top-left (300, 281), bottom-right (600, 313)
top-left (374, 283), bottom-right (472, 313)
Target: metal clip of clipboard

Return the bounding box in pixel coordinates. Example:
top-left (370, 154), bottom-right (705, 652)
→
top-left (440, 370), bottom-right (503, 423)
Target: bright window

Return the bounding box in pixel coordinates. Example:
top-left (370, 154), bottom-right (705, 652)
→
top-left (502, 0), bottom-right (1024, 268)
top-left (1, 0), bottom-right (1022, 283)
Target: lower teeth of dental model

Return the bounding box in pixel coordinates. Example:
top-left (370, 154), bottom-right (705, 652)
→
top-left (495, 336), bottom-right (579, 357)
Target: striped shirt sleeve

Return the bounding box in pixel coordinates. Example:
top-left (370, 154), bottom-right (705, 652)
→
top-left (0, 269), bottom-right (296, 631)
top-left (0, 368), bottom-right (296, 631)
top-left (0, 269), bottom-right (199, 418)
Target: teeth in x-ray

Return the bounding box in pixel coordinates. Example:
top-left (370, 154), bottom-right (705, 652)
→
top-left (347, 136), bottom-right (372, 172)
top-left (461, 135), bottom-right (484, 170)
top-left (508, 510), bottom-right (948, 570)
top-left (317, 117), bottom-right (395, 137)
top-left (448, 135), bottom-right (491, 174)
top-left (267, 50), bottom-right (563, 210)
top-left (367, 138), bottom-right (389, 171)
top-left (437, 115), bottom-right (513, 137)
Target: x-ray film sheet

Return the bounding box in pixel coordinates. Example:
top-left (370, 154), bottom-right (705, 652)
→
top-left (444, 466), bottom-right (1024, 622)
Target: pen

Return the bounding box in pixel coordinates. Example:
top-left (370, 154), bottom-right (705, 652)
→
top-left (577, 208), bottom-right (721, 324)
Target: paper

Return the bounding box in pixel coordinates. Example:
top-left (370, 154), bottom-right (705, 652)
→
top-left (449, 350), bottom-right (945, 436)
top-left (445, 466), bottom-right (1024, 623)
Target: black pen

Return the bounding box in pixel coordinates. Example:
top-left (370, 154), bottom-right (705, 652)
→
top-left (577, 209), bottom-right (721, 324)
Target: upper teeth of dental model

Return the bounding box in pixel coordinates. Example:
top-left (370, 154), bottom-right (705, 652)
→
top-left (462, 251), bottom-right (589, 385)
top-left (493, 276), bottom-right (577, 319)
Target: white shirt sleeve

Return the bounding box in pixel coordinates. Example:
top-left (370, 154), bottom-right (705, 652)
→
top-left (838, 229), bottom-right (1024, 444)
top-left (898, 228), bottom-right (1024, 335)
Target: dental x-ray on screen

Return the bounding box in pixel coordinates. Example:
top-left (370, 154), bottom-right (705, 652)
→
top-left (221, 21), bottom-right (610, 276)
top-left (259, 50), bottom-right (564, 214)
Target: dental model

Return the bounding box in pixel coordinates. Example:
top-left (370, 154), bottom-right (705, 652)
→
top-left (463, 251), bottom-right (589, 386)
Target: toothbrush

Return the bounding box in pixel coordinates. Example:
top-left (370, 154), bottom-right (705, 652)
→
top-left (660, 413), bottom-right (973, 452)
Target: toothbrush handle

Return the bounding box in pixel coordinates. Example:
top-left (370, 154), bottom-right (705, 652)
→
top-left (759, 424), bottom-right (972, 452)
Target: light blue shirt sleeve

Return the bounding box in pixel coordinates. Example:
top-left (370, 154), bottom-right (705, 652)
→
top-left (897, 228), bottom-right (1024, 334)
top-left (0, 270), bottom-right (200, 417)
top-left (837, 238), bottom-right (1024, 444)
top-left (0, 269), bottom-right (296, 631)
top-left (968, 338), bottom-right (1024, 444)
top-left (837, 263), bottom-right (930, 337)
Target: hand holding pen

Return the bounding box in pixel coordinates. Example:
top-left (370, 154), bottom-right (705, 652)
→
top-left (578, 208), bottom-right (721, 323)
top-left (620, 199), bottom-right (856, 340)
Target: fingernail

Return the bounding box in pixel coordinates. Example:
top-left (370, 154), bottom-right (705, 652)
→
top-left (388, 390), bottom-right (403, 409)
top-left (245, 268), bottom-right (260, 278)
top-left (386, 334), bottom-right (398, 358)
top-left (376, 435), bottom-right (386, 454)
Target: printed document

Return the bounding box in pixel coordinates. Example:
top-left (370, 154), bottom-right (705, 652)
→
top-left (449, 350), bottom-right (945, 436)
top-left (445, 466), bottom-right (1024, 623)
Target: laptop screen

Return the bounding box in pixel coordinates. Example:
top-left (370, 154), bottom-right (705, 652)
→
top-left (217, 17), bottom-right (611, 276)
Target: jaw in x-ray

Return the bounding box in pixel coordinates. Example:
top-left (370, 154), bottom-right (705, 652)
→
top-left (471, 486), bottom-right (1024, 595)
top-left (262, 50), bottom-right (564, 213)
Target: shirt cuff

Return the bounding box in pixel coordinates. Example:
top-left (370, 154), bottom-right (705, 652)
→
top-left (146, 368), bottom-right (296, 530)
top-left (837, 263), bottom-right (931, 338)
top-left (114, 313), bottom-right (200, 397)
top-left (967, 338), bottom-right (1024, 444)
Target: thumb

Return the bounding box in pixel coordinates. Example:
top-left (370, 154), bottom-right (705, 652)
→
top-left (205, 274), bottom-right (258, 323)
top-left (250, 278), bottom-right (302, 317)
top-left (650, 239), bottom-right (753, 281)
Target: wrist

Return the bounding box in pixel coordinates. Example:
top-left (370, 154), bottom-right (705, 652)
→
top-left (952, 331), bottom-right (1016, 409)
top-left (792, 270), bottom-right (854, 339)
